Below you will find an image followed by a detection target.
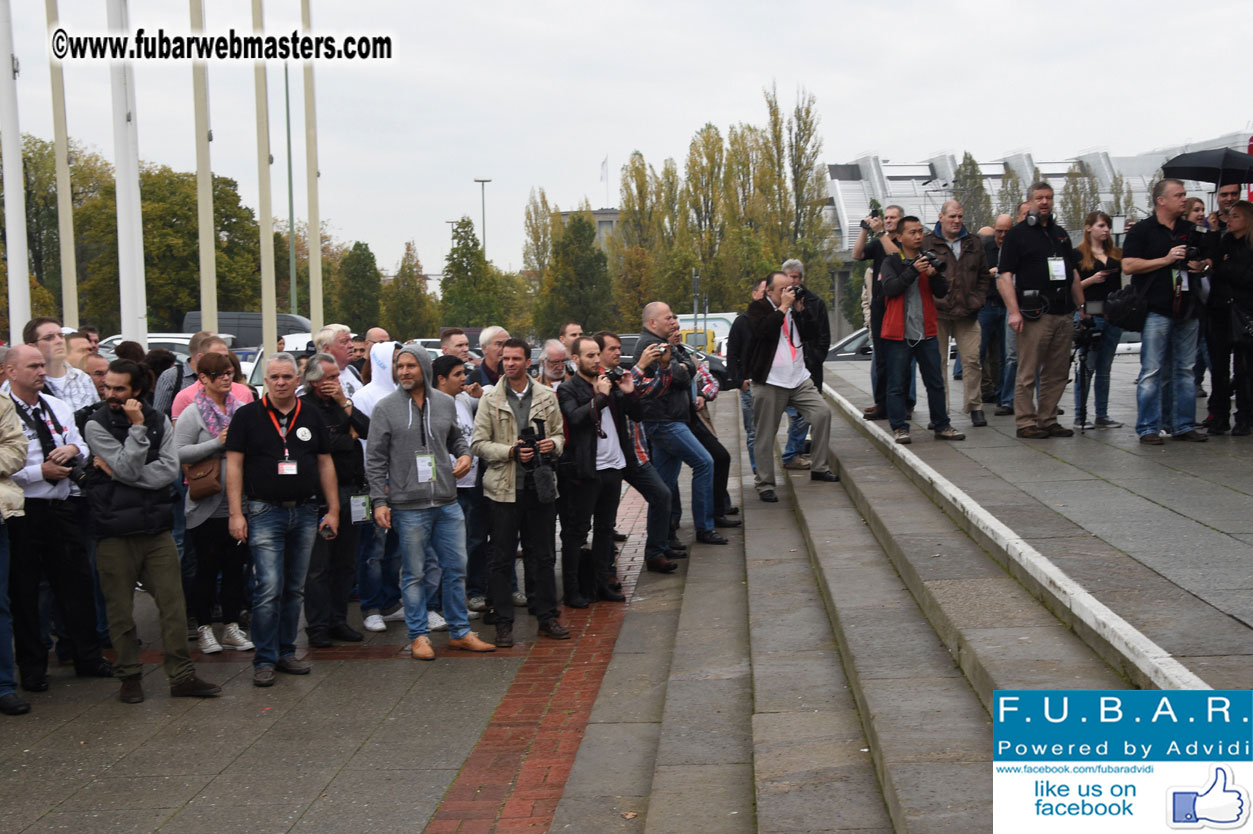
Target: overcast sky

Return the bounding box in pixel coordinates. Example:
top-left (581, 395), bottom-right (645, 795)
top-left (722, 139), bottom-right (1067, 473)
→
top-left (10, 0), bottom-right (1252, 288)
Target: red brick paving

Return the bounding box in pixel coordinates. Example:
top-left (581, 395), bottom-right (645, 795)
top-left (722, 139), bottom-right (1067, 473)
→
top-left (421, 489), bottom-right (651, 834)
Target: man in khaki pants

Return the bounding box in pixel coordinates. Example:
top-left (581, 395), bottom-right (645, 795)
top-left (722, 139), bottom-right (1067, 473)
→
top-left (924, 200), bottom-right (991, 428)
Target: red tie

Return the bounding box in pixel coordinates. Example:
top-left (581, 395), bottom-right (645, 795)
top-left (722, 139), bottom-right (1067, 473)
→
top-left (781, 313), bottom-right (796, 360)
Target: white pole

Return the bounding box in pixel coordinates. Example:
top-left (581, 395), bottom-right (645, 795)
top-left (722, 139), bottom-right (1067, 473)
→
top-left (253, 0), bottom-right (276, 355)
top-left (301, 0), bottom-right (322, 333)
top-left (45, 0), bottom-right (77, 329)
top-left (190, 0), bottom-right (216, 333)
top-left (107, 0), bottom-right (147, 346)
top-left (0, 0), bottom-right (30, 344)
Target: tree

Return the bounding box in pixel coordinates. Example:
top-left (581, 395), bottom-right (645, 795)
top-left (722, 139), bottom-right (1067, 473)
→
top-left (441, 218), bottom-right (505, 327)
top-left (997, 167), bottom-right (1023, 217)
top-left (380, 241), bottom-right (439, 340)
top-left (953, 151), bottom-right (993, 232)
top-left (334, 241), bottom-right (381, 334)
top-left (533, 212), bottom-right (614, 338)
top-left (786, 89), bottom-right (825, 246)
top-left (1145, 168), bottom-right (1164, 214)
top-left (1060, 161), bottom-right (1101, 231)
top-left (684, 123), bottom-right (723, 272)
top-left (0, 262), bottom-right (58, 337)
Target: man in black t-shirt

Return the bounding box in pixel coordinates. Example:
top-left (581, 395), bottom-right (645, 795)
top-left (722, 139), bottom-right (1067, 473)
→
top-left (1123, 178), bottom-right (1211, 443)
top-left (225, 353), bottom-right (340, 687)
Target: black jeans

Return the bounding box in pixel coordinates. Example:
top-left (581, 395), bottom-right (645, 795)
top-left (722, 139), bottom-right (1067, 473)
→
top-left (883, 337), bottom-right (950, 432)
top-left (9, 497), bottom-right (104, 679)
top-left (303, 488), bottom-right (361, 636)
top-left (623, 462), bottom-right (670, 559)
top-left (188, 516), bottom-right (249, 624)
top-left (689, 416), bottom-right (732, 518)
top-left (559, 468), bottom-right (624, 598)
top-left (458, 485), bottom-right (490, 599)
top-left (487, 490), bottom-right (558, 625)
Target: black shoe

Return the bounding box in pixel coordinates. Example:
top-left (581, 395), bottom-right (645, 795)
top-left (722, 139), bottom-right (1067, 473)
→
top-left (695, 530), bottom-right (728, 545)
top-left (21, 674), bottom-right (48, 693)
top-left (1172, 430), bottom-right (1208, 442)
top-left (664, 548), bottom-right (688, 559)
top-left (713, 515), bottom-right (742, 528)
top-left (170, 674), bottom-right (222, 698)
top-left (494, 623), bottom-right (514, 648)
top-left (863, 407), bottom-right (887, 421)
top-left (1044, 423), bottom-right (1074, 437)
top-left (1233, 423), bottom-right (1251, 436)
top-left (810, 470), bottom-right (839, 482)
top-left (759, 489), bottom-right (779, 503)
top-left (597, 586), bottom-right (626, 603)
top-left (926, 422), bottom-right (935, 430)
top-left (613, 531), bottom-right (628, 542)
top-left (306, 632), bottom-right (332, 649)
top-left (609, 581), bottom-right (623, 591)
top-left (723, 506), bottom-right (739, 516)
top-left (1017, 426), bottom-right (1050, 439)
top-left (981, 393), bottom-right (998, 403)
top-left (563, 595), bottom-right (590, 609)
top-left (994, 405), bottom-right (1014, 416)
top-left (538, 619), bottom-right (571, 640)
top-left (0, 692), bottom-right (30, 715)
top-left (118, 677), bottom-right (144, 704)
top-left (74, 659), bottom-right (114, 678)
top-left (953, 372), bottom-right (962, 380)
top-left (328, 624), bottom-right (363, 642)
top-left (971, 410), bottom-right (987, 427)
top-left (646, 556), bottom-right (678, 573)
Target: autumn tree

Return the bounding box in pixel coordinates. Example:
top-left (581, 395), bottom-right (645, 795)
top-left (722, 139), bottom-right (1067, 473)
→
top-left (953, 151), bottom-right (993, 232)
top-left (333, 241), bottom-right (381, 333)
top-left (379, 241), bottom-right (440, 340)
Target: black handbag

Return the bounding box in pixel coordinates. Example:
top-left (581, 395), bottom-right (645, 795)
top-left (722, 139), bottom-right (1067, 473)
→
top-left (1104, 281), bottom-right (1148, 332)
top-left (1230, 303), bottom-right (1253, 347)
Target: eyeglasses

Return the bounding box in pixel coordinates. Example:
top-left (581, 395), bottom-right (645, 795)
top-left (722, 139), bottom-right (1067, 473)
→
top-left (203, 371), bottom-right (233, 381)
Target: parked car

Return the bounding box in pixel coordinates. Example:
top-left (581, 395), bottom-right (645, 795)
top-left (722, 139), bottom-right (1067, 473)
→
top-left (182, 312), bottom-right (311, 347)
top-left (99, 332), bottom-right (236, 363)
top-left (826, 328), bottom-right (872, 361)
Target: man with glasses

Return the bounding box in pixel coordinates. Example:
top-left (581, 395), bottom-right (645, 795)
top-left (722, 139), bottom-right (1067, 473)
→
top-left (16, 318), bottom-right (98, 412)
top-left (538, 340), bottom-right (571, 389)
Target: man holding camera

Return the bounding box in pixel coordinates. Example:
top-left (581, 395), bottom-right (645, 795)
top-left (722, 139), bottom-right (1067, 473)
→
top-left (924, 200), bottom-right (991, 427)
top-left (746, 273), bottom-right (839, 500)
top-left (878, 219), bottom-right (965, 444)
top-left (1124, 178), bottom-right (1210, 443)
top-left (853, 206), bottom-right (909, 420)
top-left (997, 182), bottom-right (1087, 439)
top-left (4, 345), bottom-right (111, 694)
top-left (471, 339), bottom-right (568, 648)
top-left (83, 360), bottom-right (221, 703)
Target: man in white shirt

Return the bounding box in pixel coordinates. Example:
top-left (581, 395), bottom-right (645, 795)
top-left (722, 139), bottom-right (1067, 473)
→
top-left (19, 317), bottom-right (99, 412)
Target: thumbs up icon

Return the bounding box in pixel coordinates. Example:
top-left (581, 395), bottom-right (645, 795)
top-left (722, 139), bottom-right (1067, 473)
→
top-left (1170, 766), bottom-right (1249, 829)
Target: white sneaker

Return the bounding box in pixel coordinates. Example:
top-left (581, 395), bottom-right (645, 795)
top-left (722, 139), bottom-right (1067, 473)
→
top-left (511, 590), bottom-right (528, 607)
top-left (427, 611), bottom-right (448, 632)
top-left (382, 606), bottom-right (406, 622)
top-left (467, 596), bottom-right (488, 612)
top-left (467, 609), bottom-right (481, 620)
top-left (362, 614), bottom-right (386, 632)
top-left (220, 623), bottom-right (254, 651)
top-left (197, 625), bottom-right (222, 654)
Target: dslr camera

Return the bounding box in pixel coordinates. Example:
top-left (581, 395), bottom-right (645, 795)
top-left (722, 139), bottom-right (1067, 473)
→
top-left (909, 249), bottom-right (949, 276)
top-left (604, 366), bottom-right (626, 384)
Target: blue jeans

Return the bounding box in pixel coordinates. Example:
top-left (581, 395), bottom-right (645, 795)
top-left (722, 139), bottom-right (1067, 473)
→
top-left (247, 502), bottom-right (317, 668)
top-left (1137, 313), bottom-right (1199, 436)
top-left (782, 407), bottom-right (808, 462)
top-left (392, 504), bottom-right (471, 640)
top-left (740, 388), bottom-right (756, 473)
top-left (0, 524), bottom-right (15, 697)
top-left (882, 337), bottom-right (950, 432)
top-left (646, 421), bottom-right (714, 534)
top-left (458, 487), bottom-right (489, 599)
top-left (356, 522), bottom-right (401, 616)
top-left (422, 541), bottom-right (442, 612)
top-left (979, 305), bottom-right (1007, 399)
top-left (1001, 318), bottom-right (1018, 408)
top-left (1073, 314), bottom-right (1122, 421)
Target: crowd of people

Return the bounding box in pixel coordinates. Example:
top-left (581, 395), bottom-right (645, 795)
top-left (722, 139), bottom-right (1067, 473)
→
top-left (0, 283), bottom-right (849, 714)
top-left (849, 180), bottom-right (1253, 444)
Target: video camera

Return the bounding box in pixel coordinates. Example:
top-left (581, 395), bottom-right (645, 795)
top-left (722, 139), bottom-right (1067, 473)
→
top-left (517, 418), bottom-right (558, 503)
top-left (1072, 316), bottom-right (1098, 350)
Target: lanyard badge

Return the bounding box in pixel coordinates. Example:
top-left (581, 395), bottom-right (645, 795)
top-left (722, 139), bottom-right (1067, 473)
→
top-left (265, 396), bottom-right (302, 473)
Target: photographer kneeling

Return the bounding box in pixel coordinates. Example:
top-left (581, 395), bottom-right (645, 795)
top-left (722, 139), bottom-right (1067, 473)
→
top-left (879, 217), bottom-right (965, 445)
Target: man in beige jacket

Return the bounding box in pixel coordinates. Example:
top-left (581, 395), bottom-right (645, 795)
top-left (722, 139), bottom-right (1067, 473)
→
top-left (0, 395), bottom-right (29, 714)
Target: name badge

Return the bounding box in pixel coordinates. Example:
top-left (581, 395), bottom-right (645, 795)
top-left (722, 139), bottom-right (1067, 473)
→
top-left (1047, 257), bottom-right (1068, 282)
top-left (277, 460), bottom-right (298, 476)
top-left (415, 454), bottom-right (437, 483)
top-left (350, 494), bottom-right (371, 524)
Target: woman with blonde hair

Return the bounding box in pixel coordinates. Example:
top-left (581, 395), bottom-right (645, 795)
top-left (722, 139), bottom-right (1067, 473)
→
top-left (1073, 211), bottom-right (1124, 428)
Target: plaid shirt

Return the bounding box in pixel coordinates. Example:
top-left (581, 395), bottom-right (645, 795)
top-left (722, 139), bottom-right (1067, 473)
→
top-left (622, 364), bottom-right (673, 466)
top-left (44, 366), bottom-right (100, 413)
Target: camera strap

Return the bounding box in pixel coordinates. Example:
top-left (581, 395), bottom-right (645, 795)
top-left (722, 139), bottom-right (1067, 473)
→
top-left (10, 393), bottom-right (62, 461)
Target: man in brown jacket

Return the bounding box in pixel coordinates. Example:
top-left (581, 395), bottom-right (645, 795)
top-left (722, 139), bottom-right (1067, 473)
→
top-left (924, 200), bottom-right (991, 427)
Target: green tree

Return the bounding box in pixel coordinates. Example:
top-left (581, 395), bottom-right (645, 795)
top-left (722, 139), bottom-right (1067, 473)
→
top-left (533, 213), bottom-right (614, 338)
top-left (997, 167), bottom-right (1023, 217)
top-left (1145, 168), bottom-right (1164, 214)
top-left (381, 241), bottom-right (439, 340)
top-left (1060, 161), bottom-right (1101, 231)
top-left (953, 151), bottom-right (993, 231)
top-left (441, 218), bottom-right (505, 327)
top-left (684, 123), bottom-right (724, 272)
top-left (334, 241), bottom-right (381, 334)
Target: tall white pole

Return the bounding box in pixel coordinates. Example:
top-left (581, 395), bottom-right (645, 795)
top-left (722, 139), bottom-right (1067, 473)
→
top-left (0, 0), bottom-right (30, 344)
top-left (107, 0), bottom-right (147, 346)
top-left (253, 0), bottom-right (276, 355)
top-left (190, 0), bottom-right (216, 333)
top-left (301, 0), bottom-right (322, 333)
top-left (45, 0), bottom-right (77, 328)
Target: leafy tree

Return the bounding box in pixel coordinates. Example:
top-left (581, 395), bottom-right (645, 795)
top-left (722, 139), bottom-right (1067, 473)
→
top-left (533, 212), bottom-right (614, 338)
top-left (334, 241), bottom-right (381, 334)
top-left (953, 151), bottom-right (993, 232)
top-left (381, 241), bottom-right (439, 340)
top-left (1060, 161), bottom-right (1101, 231)
top-left (0, 261), bottom-right (58, 337)
top-left (441, 218), bottom-right (505, 327)
top-left (1145, 168), bottom-right (1164, 214)
top-left (684, 123), bottom-right (724, 271)
top-left (997, 167), bottom-right (1024, 217)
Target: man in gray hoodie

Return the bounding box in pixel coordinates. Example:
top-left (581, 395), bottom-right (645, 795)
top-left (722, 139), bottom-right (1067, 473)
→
top-left (365, 346), bottom-right (495, 660)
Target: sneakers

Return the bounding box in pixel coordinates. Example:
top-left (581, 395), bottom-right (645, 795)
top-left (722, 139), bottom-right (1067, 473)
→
top-left (196, 625), bottom-right (223, 655)
top-left (467, 596), bottom-right (488, 612)
top-left (935, 426), bottom-right (966, 441)
top-left (894, 427), bottom-right (911, 445)
top-left (427, 611), bottom-right (448, 632)
top-left (758, 489), bottom-right (779, 503)
top-left (381, 605), bottom-right (406, 622)
top-left (781, 456), bottom-right (811, 470)
top-left (410, 635), bottom-right (435, 661)
top-left (1094, 417), bottom-right (1122, 429)
top-left (276, 656), bottom-right (312, 675)
top-left (447, 632), bottom-right (496, 652)
top-left (170, 674), bottom-right (222, 698)
top-left (511, 590), bottom-right (528, 607)
top-left (362, 614), bottom-right (386, 632)
top-left (221, 623), bottom-right (255, 651)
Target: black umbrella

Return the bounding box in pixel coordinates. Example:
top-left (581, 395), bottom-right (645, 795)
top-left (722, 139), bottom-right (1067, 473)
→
top-left (1161, 148), bottom-right (1253, 185)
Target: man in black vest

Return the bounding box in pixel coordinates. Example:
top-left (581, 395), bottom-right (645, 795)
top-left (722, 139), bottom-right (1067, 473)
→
top-left (83, 360), bottom-right (221, 704)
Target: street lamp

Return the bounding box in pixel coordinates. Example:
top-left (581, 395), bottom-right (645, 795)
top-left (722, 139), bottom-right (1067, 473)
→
top-left (474, 178), bottom-right (491, 258)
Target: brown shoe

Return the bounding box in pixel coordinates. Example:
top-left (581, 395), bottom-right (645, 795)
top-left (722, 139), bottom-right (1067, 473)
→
top-left (447, 632), bottom-right (496, 653)
top-left (1139, 433), bottom-right (1165, 445)
top-left (1043, 423), bottom-right (1074, 437)
top-left (1171, 429), bottom-right (1208, 442)
top-left (118, 677), bottom-right (144, 704)
top-left (1016, 426), bottom-right (1050, 439)
top-left (410, 635), bottom-right (435, 661)
top-left (645, 556), bottom-right (678, 573)
top-left (169, 674), bottom-right (222, 698)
